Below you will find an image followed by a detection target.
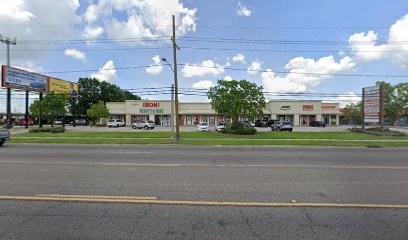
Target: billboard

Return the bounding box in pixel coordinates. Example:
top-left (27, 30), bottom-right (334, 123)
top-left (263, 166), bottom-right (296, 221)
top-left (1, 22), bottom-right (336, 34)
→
top-left (363, 85), bottom-right (380, 123)
top-left (1, 65), bottom-right (47, 92)
top-left (48, 77), bottom-right (79, 98)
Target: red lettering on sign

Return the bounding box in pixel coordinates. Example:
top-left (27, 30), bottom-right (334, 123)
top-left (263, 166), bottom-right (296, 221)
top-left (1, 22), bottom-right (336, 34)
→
top-left (142, 102), bottom-right (160, 108)
top-left (322, 105), bottom-right (336, 109)
top-left (303, 105), bottom-right (314, 111)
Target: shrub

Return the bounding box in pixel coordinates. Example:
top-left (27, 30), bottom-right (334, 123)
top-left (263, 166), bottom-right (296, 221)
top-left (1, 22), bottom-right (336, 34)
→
top-left (221, 127), bottom-right (257, 135)
top-left (29, 127), bottom-right (65, 133)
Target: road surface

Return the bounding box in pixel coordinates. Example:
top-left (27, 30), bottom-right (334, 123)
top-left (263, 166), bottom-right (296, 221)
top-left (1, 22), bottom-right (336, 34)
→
top-left (0, 144), bottom-right (407, 239)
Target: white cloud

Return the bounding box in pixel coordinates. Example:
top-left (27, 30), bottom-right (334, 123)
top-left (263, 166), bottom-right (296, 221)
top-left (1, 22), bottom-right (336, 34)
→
top-left (261, 56), bottom-right (355, 95)
top-left (232, 53), bottom-right (245, 64)
top-left (182, 60), bottom-right (225, 78)
top-left (236, 1), bottom-right (251, 17)
top-left (82, 0), bottom-right (197, 42)
top-left (323, 92), bottom-right (361, 107)
top-left (0, 0), bottom-right (80, 64)
top-left (223, 75), bottom-right (233, 81)
top-left (82, 25), bottom-right (104, 40)
top-left (0, 0), bottom-right (35, 22)
top-left (247, 60), bottom-right (262, 75)
top-left (192, 80), bottom-right (213, 89)
top-left (146, 55), bottom-right (163, 75)
top-left (348, 14), bottom-right (408, 68)
top-left (90, 60), bottom-right (117, 82)
top-left (15, 62), bottom-right (43, 72)
top-left (64, 49), bottom-right (86, 61)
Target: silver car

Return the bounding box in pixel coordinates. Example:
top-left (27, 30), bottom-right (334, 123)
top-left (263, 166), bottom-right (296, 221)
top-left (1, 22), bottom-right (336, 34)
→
top-left (132, 120), bottom-right (155, 130)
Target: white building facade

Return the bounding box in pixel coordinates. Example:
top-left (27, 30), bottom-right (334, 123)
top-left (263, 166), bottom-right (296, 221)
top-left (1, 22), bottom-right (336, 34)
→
top-left (106, 100), bottom-right (343, 126)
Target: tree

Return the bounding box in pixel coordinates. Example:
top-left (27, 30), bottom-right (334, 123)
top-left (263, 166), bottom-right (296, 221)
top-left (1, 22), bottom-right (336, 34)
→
top-left (77, 78), bottom-right (140, 116)
top-left (207, 79), bottom-right (266, 124)
top-left (87, 101), bottom-right (110, 124)
top-left (30, 93), bottom-right (69, 127)
top-left (343, 102), bottom-right (362, 126)
top-left (376, 81), bottom-right (408, 124)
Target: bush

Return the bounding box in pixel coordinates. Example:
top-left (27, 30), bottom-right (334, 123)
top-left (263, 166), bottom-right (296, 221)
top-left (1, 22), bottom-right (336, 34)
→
top-left (29, 127), bottom-right (65, 133)
top-left (221, 127), bottom-right (257, 135)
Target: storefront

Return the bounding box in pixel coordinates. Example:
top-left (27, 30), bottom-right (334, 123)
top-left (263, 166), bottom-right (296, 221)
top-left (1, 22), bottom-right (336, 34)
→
top-left (106, 100), bottom-right (344, 126)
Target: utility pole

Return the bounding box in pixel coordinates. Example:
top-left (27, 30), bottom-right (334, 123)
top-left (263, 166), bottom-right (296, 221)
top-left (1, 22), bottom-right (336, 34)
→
top-left (361, 88), bottom-right (365, 130)
top-left (0, 34), bottom-right (16, 129)
top-left (171, 84), bottom-right (175, 140)
top-left (172, 15), bottom-right (180, 140)
top-left (25, 90), bottom-right (29, 128)
top-left (379, 83), bottom-right (385, 132)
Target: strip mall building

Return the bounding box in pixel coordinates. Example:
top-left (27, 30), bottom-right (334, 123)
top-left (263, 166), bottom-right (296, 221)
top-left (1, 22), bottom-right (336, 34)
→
top-left (106, 100), bottom-right (345, 126)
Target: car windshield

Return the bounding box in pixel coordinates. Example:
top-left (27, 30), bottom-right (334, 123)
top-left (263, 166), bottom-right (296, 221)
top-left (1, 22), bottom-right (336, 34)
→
top-left (108, 120), bottom-right (114, 122)
top-left (148, 120), bottom-right (154, 123)
top-left (282, 121), bottom-right (291, 125)
top-left (199, 123), bottom-right (208, 126)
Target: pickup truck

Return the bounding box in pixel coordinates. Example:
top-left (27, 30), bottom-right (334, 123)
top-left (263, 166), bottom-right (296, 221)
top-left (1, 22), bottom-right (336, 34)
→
top-left (0, 130), bottom-right (11, 147)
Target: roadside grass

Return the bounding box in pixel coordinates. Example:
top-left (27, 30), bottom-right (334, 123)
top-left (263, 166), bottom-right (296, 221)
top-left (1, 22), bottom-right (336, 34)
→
top-left (8, 137), bottom-right (408, 147)
top-left (13, 131), bottom-right (408, 140)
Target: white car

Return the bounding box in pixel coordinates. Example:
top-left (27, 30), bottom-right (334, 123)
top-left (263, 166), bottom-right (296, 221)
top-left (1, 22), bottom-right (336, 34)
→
top-left (108, 119), bottom-right (126, 127)
top-left (197, 122), bottom-right (210, 132)
top-left (215, 122), bottom-right (226, 132)
top-left (132, 120), bottom-right (155, 130)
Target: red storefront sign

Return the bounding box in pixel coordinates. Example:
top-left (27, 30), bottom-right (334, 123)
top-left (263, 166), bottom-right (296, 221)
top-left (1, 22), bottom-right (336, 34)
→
top-left (142, 102), bottom-right (160, 108)
top-left (303, 105), bottom-right (314, 111)
top-left (321, 105), bottom-right (336, 109)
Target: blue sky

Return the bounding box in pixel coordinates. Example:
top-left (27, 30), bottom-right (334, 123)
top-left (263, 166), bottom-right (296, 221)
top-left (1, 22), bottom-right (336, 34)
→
top-left (1, 0), bottom-right (408, 112)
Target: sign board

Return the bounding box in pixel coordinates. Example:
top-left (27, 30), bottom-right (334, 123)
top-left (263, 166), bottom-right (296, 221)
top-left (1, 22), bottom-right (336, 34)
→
top-left (303, 105), bottom-right (314, 111)
top-left (1, 65), bottom-right (47, 92)
top-left (322, 105), bottom-right (336, 109)
top-left (280, 105), bottom-right (291, 110)
top-left (48, 77), bottom-right (79, 98)
top-left (363, 85), bottom-right (380, 123)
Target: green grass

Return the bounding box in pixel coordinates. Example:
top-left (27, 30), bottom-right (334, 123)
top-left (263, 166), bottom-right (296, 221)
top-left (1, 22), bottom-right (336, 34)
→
top-left (14, 131), bottom-right (408, 140)
top-left (9, 130), bottom-right (408, 147)
top-left (8, 137), bottom-right (408, 147)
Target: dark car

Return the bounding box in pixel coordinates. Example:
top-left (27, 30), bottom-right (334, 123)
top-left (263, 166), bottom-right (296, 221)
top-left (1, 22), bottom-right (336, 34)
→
top-left (267, 119), bottom-right (278, 127)
top-left (271, 121), bottom-right (293, 132)
top-left (75, 119), bottom-right (89, 126)
top-left (255, 120), bottom-right (268, 127)
top-left (310, 121), bottom-right (327, 127)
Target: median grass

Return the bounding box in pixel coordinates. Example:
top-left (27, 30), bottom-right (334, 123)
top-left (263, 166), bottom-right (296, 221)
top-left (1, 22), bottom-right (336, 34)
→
top-left (9, 131), bottom-right (408, 147)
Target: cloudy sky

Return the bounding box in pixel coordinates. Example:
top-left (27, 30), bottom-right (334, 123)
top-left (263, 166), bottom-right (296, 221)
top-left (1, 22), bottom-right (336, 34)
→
top-left (1, 0), bottom-right (408, 112)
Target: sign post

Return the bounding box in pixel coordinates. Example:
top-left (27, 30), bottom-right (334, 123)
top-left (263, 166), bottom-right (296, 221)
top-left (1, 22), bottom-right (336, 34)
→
top-left (362, 84), bottom-right (384, 131)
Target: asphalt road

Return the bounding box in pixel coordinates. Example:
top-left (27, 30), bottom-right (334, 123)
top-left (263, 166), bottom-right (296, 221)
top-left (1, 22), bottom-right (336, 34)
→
top-left (0, 144), bottom-right (407, 239)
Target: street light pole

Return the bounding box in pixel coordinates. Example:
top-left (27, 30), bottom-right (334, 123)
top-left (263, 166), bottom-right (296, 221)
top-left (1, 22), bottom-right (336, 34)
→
top-left (161, 59), bottom-right (175, 141)
top-left (0, 34), bottom-right (17, 129)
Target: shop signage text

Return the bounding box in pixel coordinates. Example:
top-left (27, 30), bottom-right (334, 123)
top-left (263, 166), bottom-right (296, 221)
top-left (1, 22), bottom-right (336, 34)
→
top-left (303, 105), bottom-right (314, 111)
top-left (322, 105), bottom-right (336, 109)
top-left (140, 108), bottom-right (164, 114)
top-left (363, 86), bottom-right (380, 123)
top-left (142, 102), bottom-right (160, 108)
top-left (280, 105), bottom-right (291, 110)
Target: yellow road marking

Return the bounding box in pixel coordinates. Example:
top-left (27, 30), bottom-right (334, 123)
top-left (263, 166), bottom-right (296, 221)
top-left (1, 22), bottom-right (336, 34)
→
top-left (35, 194), bottom-right (157, 200)
top-left (0, 160), bottom-right (408, 170)
top-left (0, 195), bottom-right (408, 209)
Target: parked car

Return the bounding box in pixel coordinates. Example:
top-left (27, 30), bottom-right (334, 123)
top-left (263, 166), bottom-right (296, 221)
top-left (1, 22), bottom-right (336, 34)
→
top-left (0, 130), bottom-right (11, 147)
top-left (310, 121), bottom-right (327, 127)
top-left (267, 119), bottom-right (278, 127)
top-left (19, 118), bottom-right (35, 126)
top-left (107, 119), bottom-right (126, 127)
top-left (215, 122), bottom-right (226, 132)
top-left (75, 119), bottom-right (89, 126)
top-left (271, 121), bottom-right (293, 132)
top-left (255, 120), bottom-right (268, 127)
top-left (54, 120), bottom-right (63, 125)
top-left (241, 120), bottom-right (255, 128)
top-left (197, 122), bottom-right (210, 132)
top-left (132, 120), bottom-right (155, 130)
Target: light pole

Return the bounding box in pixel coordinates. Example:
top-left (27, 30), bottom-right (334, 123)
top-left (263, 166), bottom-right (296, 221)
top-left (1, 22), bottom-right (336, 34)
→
top-left (161, 58), bottom-right (175, 141)
top-left (0, 34), bottom-right (17, 129)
